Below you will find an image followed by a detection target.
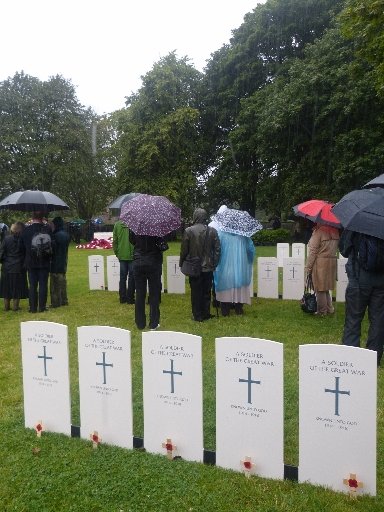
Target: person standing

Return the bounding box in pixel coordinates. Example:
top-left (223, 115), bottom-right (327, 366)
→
top-left (50, 216), bottom-right (70, 308)
top-left (113, 219), bottom-right (135, 304)
top-left (179, 208), bottom-right (221, 322)
top-left (305, 223), bottom-right (339, 316)
top-left (21, 211), bottom-right (52, 313)
top-left (214, 231), bottom-right (255, 316)
top-left (0, 222), bottom-right (28, 311)
top-left (339, 229), bottom-right (384, 365)
top-left (129, 232), bottom-right (166, 330)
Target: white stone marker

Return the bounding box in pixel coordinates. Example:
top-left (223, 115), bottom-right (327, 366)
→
top-left (166, 256), bottom-right (185, 294)
top-left (257, 257), bottom-right (278, 299)
top-left (88, 255), bottom-right (105, 290)
top-left (292, 243), bottom-right (306, 259)
top-left (336, 257), bottom-right (348, 303)
top-left (277, 243), bottom-right (290, 267)
top-left (216, 337), bottom-right (284, 479)
top-left (106, 255), bottom-right (120, 292)
top-left (142, 331), bottom-right (203, 462)
top-left (282, 258), bottom-right (305, 300)
top-left (299, 344), bottom-right (376, 496)
top-left (21, 321), bottom-right (71, 435)
top-left (78, 326), bottom-right (133, 449)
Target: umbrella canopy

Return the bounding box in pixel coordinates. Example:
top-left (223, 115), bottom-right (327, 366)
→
top-left (293, 199), bottom-right (341, 228)
top-left (210, 208), bottom-right (263, 237)
top-left (120, 194), bottom-right (181, 237)
top-left (70, 218), bottom-right (86, 225)
top-left (362, 173), bottom-right (384, 189)
top-left (0, 190), bottom-right (69, 212)
top-left (332, 187), bottom-right (384, 239)
top-left (108, 193), bottom-right (141, 211)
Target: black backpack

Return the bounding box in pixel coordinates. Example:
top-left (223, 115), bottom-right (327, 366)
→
top-left (31, 227), bottom-right (52, 262)
top-left (355, 233), bottom-right (384, 273)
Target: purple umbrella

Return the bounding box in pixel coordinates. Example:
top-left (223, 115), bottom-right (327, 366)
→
top-left (120, 194), bottom-right (181, 237)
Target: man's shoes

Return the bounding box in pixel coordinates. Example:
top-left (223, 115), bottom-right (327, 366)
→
top-left (126, 300), bottom-right (135, 304)
top-left (203, 314), bottom-right (215, 320)
top-left (150, 324), bottom-right (160, 331)
top-left (120, 298), bottom-right (127, 304)
top-left (192, 317), bottom-right (203, 322)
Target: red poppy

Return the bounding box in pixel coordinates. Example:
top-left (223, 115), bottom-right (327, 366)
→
top-left (348, 478), bottom-right (358, 489)
top-left (293, 200), bottom-right (341, 228)
top-left (243, 461), bottom-right (252, 470)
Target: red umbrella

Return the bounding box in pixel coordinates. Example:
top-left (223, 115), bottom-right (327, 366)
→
top-left (293, 200), bottom-right (341, 228)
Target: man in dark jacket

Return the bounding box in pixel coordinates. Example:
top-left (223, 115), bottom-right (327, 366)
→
top-left (179, 208), bottom-right (221, 322)
top-left (340, 229), bottom-right (384, 365)
top-left (21, 211), bottom-right (52, 313)
top-left (50, 216), bottom-right (70, 308)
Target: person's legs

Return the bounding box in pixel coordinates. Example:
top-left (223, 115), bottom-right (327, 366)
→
top-left (60, 273), bottom-right (68, 305)
top-left (316, 291), bottom-right (328, 315)
top-left (50, 272), bottom-right (60, 307)
top-left (28, 269), bottom-right (38, 312)
top-left (342, 280), bottom-right (369, 347)
top-left (148, 264), bottom-right (162, 329)
top-left (326, 292), bottom-right (334, 314)
top-left (4, 298), bottom-right (10, 311)
top-left (234, 303), bottom-right (244, 315)
top-left (38, 268), bottom-right (49, 311)
top-left (133, 262), bottom-right (147, 329)
top-left (366, 286), bottom-right (384, 365)
top-left (126, 260), bottom-right (135, 303)
top-left (201, 271), bottom-right (213, 320)
top-left (119, 260), bottom-right (129, 303)
top-left (221, 302), bottom-right (231, 316)
top-left (12, 298), bottom-right (20, 311)
top-left (189, 275), bottom-right (203, 321)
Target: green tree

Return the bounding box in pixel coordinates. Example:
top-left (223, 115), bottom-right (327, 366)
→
top-left (0, 72), bottom-right (112, 218)
top-left (202, 0), bottom-right (344, 213)
top-left (340, 0), bottom-right (384, 96)
top-left (115, 53), bottom-right (204, 218)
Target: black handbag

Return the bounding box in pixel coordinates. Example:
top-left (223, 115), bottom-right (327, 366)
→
top-left (301, 275), bottom-right (317, 314)
top-left (181, 256), bottom-right (202, 277)
top-left (156, 239), bottom-right (169, 252)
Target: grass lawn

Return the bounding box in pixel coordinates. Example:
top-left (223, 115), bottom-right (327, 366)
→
top-left (0, 242), bottom-right (382, 511)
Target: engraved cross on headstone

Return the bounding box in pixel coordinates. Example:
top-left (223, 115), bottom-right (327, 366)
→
top-left (38, 345), bottom-right (53, 377)
top-left (325, 376), bottom-right (350, 416)
top-left (239, 367), bottom-right (261, 404)
top-left (163, 359), bottom-right (182, 394)
top-left (96, 352), bottom-right (114, 385)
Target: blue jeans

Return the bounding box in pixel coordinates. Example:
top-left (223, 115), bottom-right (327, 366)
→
top-left (119, 260), bottom-right (135, 303)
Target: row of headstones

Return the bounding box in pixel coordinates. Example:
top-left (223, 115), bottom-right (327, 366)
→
top-left (22, 321), bottom-right (375, 496)
top-left (90, 249), bottom-right (348, 302)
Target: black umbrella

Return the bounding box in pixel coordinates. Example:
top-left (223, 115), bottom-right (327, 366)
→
top-left (332, 187), bottom-right (384, 239)
top-left (107, 193), bottom-right (141, 211)
top-left (362, 173), bottom-right (384, 189)
top-left (0, 190), bottom-right (69, 212)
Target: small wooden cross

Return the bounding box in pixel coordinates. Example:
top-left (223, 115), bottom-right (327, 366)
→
top-left (343, 473), bottom-right (363, 498)
top-left (35, 421), bottom-right (43, 438)
top-left (90, 431), bottom-right (101, 449)
top-left (162, 438), bottom-right (176, 460)
top-left (241, 456), bottom-right (255, 478)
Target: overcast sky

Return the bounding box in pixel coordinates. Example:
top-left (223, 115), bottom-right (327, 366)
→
top-left (1, 0), bottom-right (263, 115)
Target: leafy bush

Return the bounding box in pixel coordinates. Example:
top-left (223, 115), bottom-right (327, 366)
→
top-left (252, 228), bottom-right (291, 245)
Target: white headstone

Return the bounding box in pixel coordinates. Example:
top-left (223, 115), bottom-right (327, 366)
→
top-left (283, 258), bottom-right (305, 300)
top-left (292, 243), bottom-right (306, 259)
top-left (106, 255), bottom-right (120, 292)
top-left (299, 344), bottom-right (376, 495)
top-left (21, 321), bottom-right (71, 435)
top-left (216, 337), bottom-right (284, 479)
top-left (142, 331), bottom-right (203, 462)
top-left (88, 255), bottom-right (105, 290)
top-left (336, 257), bottom-right (348, 303)
top-left (166, 256), bottom-right (185, 294)
top-left (277, 243), bottom-right (290, 267)
top-left (257, 257), bottom-right (278, 299)
top-left (78, 326), bottom-right (133, 449)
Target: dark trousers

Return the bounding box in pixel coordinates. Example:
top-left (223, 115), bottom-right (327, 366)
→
top-left (50, 272), bottom-right (68, 307)
top-left (189, 271), bottom-right (213, 321)
top-left (28, 268), bottom-right (49, 312)
top-left (119, 260), bottom-right (135, 303)
top-left (342, 278), bottom-right (384, 365)
top-left (133, 262), bottom-right (162, 329)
